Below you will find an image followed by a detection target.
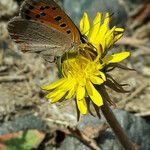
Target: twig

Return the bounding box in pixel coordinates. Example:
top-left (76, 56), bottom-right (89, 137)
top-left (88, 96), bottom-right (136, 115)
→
top-left (118, 81), bottom-right (148, 108)
top-left (116, 37), bottom-right (147, 46)
top-left (135, 111), bottom-right (150, 117)
top-left (133, 23), bottom-right (150, 39)
top-left (0, 66), bottom-right (8, 72)
top-left (0, 75), bottom-right (27, 82)
top-left (45, 118), bottom-right (102, 150)
top-left (68, 127), bottom-right (102, 150)
top-left (132, 46), bottom-right (150, 57)
top-left (44, 118), bottom-right (75, 128)
top-left (131, 1), bottom-right (150, 23)
top-left (100, 85), bottom-right (140, 150)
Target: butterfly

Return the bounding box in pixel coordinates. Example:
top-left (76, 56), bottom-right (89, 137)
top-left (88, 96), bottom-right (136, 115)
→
top-left (8, 0), bottom-right (83, 62)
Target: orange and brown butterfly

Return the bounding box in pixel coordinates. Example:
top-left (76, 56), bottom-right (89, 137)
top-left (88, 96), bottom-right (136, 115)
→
top-left (8, 0), bottom-right (83, 62)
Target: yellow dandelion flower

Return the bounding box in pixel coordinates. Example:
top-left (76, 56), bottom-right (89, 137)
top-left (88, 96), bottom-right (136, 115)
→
top-left (42, 53), bottom-right (105, 114)
top-left (42, 12), bottom-right (131, 116)
top-left (80, 12), bottom-right (126, 57)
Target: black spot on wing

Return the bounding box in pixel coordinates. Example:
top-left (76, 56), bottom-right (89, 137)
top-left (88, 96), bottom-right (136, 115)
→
top-left (60, 23), bottom-right (67, 27)
top-left (45, 6), bottom-right (50, 9)
top-left (52, 7), bottom-right (56, 10)
top-left (40, 6), bottom-right (50, 10)
top-left (40, 6), bottom-right (45, 10)
top-left (66, 30), bottom-right (71, 34)
top-left (54, 16), bottom-right (62, 22)
top-left (40, 12), bottom-right (46, 16)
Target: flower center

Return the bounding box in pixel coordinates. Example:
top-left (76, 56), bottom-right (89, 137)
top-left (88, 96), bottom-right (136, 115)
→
top-left (62, 51), bottom-right (103, 87)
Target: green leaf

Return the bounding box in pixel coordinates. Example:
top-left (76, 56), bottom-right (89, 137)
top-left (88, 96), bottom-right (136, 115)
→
top-left (0, 130), bottom-right (45, 150)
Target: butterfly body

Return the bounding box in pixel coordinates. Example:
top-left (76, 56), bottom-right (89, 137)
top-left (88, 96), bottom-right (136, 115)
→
top-left (8, 0), bottom-right (82, 62)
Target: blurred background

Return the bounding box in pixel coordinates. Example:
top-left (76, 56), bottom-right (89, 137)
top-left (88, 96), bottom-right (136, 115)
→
top-left (0, 0), bottom-right (149, 150)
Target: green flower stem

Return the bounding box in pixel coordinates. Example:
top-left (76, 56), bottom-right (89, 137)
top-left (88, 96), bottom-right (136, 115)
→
top-left (100, 86), bottom-right (140, 150)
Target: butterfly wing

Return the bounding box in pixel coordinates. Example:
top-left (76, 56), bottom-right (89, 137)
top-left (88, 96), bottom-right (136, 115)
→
top-left (8, 17), bottom-right (73, 62)
top-left (20, 0), bottom-right (81, 43)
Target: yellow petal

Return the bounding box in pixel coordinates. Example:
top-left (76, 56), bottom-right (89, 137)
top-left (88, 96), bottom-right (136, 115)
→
top-left (76, 85), bottom-right (85, 100)
top-left (90, 75), bottom-right (104, 85)
top-left (102, 12), bottom-right (110, 31)
top-left (80, 19), bottom-right (84, 33)
top-left (115, 27), bottom-right (124, 32)
top-left (45, 87), bottom-right (65, 98)
top-left (99, 71), bottom-right (106, 81)
top-left (96, 63), bottom-right (105, 70)
top-left (113, 33), bottom-right (123, 43)
top-left (104, 12), bottom-right (110, 24)
top-left (105, 26), bottom-right (116, 49)
top-left (51, 91), bottom-right (66, 103)
top-left (88, 12), bottom-right (102, 43)
top-left (41, 78), bottom-right (67, 90)
top-left (46, 90), bottom-right (60, 99)
top-left (94, 71), bottom-right (106, 81)
top-left (48, 79), bottom-right (75, 99)
top-left (65, 87), bottom-right (75, 99)
top-left (80, 12), bottom-right (90, 36)
top-left (102, 52), bottom-right (130, 64)
top-left (46, 90), bottom-right (66, 103)
top-left (86, 81), bottom-right (103, 106)
top-left (96, 12), bottom-right (110, 50)
top-left (105, 26), bottom-right (116, 38)
top-left (57, 79), bottom-right (73, 90)
top-left (77, 98), bottom-right (87, 114)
